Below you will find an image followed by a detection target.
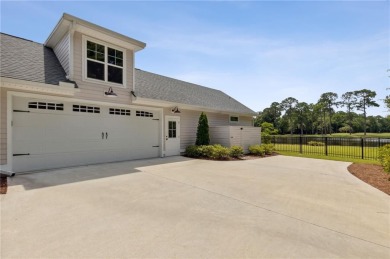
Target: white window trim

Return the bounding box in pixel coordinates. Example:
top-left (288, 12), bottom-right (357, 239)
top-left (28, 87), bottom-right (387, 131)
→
top-left (230, 115), bottom-right (239, 123)
top-left (82, 35), bottom-right (127, 88)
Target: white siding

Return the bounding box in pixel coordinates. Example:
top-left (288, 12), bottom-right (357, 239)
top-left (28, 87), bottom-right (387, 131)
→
top-left (163, 108), bottom-right (253, 150)
top-left (209, 127), bottom-right (231, 147)
top-left (0, 88), bottom-right (6, 164)
top-left (72, 32), bottom-right (135, 104)
top-left (54, 33), bottom-right (70, 75)
top-left (209, 126), bottom-right (261, 152)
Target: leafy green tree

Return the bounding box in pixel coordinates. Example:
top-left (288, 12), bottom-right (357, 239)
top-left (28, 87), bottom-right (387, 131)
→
top-left (280, 97), bottom-right (298, 135)
top-left (195, 112), bottom-right (210, 145)
top-left (353, 89), bottom-right (380, 135)
top-left (260, 122), bottom-right (278, 144)
top-left (340, 91), bottom-right (357, 134)
top-left (294, 102), bottom-right (310, 135)
top-left (318, 92), bottom-right (338, 134)
top-left (315, 101), bottom-right (328, 135)
top-left (254, 102), bottom-right (281, 128)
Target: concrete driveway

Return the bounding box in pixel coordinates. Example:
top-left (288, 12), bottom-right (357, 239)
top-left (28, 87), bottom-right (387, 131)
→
top-left (1, 156), bottom-right (389, 258)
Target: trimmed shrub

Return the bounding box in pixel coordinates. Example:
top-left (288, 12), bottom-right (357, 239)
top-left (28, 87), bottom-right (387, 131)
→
top-left (195, 112), bottom-right (210, 145)
top-left (308, 141), bottom-right (325, 146)
top-left (185, 145), bottom-right (202, 158)
top-left (262, 144), bottom-right (275, 155)
top-left (210, 144), bottom-right (230, 160)
top-left (230, 146), bottom-right (244, 158)
top-left (199, 145), bottom-right (214, 158)
top-left (378, 144), bottom-right (390, 173)
top-left (248, 145), bottom-right (265, 156)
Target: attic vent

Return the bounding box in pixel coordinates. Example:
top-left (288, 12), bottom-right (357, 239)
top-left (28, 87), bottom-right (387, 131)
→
top-left (73, 104), bottom-right (100, 113)
top-left (28, 102), bottom-right (64, 111)
top-left (109, 108), bottom-right (131, 116)
top-left (136, 110), bottom-right (153, 117)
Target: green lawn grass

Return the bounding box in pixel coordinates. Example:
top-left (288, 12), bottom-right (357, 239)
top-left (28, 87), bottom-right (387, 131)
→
top-left (275, 133), bottom-right (390, 138)
top-left (274, 143), bottom-right (380, 164)
top-left (276, 151), bottom-right (380, 165)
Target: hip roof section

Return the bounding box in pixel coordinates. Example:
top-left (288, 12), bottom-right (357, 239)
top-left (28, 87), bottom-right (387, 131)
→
top-left (135, 69), bottom-right (256, 116)
top-left (0, 33), bottom-right (67, 85)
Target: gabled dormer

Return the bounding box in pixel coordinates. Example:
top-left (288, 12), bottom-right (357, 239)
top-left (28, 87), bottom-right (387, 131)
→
top-left (45, 13), bottom-right (146, 91)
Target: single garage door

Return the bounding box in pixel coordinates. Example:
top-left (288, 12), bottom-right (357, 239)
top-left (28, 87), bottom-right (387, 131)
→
top-left (12, 97), bottom-right (160, 172)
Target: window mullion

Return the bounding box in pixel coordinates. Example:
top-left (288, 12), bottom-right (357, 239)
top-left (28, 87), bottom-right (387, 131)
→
top-left (105, 46), bottom-right (108, 82)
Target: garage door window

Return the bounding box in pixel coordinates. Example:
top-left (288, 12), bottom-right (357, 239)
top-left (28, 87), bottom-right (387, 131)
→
top-left (109, 108), bottom-right (131, 116)
top-left (136, 110), bottom-right (153, 117)
top-left (73, 105), bottom-right (100, 113)
top-left (28, 102), bottom-right (64, 111)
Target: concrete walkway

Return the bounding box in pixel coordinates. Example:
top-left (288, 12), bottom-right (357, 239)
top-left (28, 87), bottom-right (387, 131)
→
top-left (1, 156), bottom-right (389, 258)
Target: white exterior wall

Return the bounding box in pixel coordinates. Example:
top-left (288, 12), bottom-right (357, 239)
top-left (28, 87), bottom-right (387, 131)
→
top-left (163, 108), bottom-right (253, 150)
top-left (0, 88), bottom-right (6, 165)
top-left (210, 126), bottom-right (261, 152)
top-left (53, 33), bottom-right (70, 76)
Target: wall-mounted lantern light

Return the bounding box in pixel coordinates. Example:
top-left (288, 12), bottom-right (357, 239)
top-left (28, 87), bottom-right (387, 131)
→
top-left (105, 87), bottom-right (117, 97)
top-left (171, 106), bottom-right (181, 114)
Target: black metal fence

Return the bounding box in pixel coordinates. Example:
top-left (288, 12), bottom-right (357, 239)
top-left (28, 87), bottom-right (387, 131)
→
top-left (271, 136), bottom-right (390, 160)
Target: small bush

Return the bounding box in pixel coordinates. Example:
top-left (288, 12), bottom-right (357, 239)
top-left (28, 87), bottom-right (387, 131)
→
top-left (210, 144), bottom-right (230, 160)
top-left (248, 145), bottom-right (265, 156)
top-left (199, 145), bottom-right (214, 158)
top-left (308, 141), bottom-right (325, 146)
top-left (185, 145), bottom-right (202, 158)
top-left (230, 146), bottom-right (244, 158)
top-left (378, 144), bottom-right (390, 173)
top-left (262, 144), bottom-right (275, 155)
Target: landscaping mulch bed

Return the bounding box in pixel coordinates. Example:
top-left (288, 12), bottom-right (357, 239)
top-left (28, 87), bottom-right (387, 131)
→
top-left (348, 164), bottom-right (390, 195)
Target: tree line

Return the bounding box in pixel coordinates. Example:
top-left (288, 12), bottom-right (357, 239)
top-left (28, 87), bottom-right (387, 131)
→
top-left (254, 89), bottom-right (390, 135)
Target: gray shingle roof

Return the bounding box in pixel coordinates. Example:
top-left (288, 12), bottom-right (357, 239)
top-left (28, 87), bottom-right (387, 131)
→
top-left (0, 33), bottom-right (67, 85)
top-left (135, 69), bottom-right (256, 115)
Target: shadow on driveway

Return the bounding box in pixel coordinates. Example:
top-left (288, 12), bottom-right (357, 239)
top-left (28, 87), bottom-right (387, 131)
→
top-left (8, 156), bottom-right (193, 191)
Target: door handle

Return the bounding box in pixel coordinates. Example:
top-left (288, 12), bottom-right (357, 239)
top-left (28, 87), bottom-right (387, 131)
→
top-left (102, 132), bottom-right (104, 139)
top-left (106, 132), bottom-right (108, 139)
top-left (166, 136), bottom-right (168, 141)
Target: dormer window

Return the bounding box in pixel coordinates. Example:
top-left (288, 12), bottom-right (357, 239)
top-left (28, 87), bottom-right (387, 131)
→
top-left (84, 37), bottom-right (125, 86)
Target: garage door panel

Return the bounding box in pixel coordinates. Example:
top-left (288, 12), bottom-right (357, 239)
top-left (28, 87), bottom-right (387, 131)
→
top-left (13, 140), bottom-right (45, 155)
top-left (12, 98), bottom-right (160, 172)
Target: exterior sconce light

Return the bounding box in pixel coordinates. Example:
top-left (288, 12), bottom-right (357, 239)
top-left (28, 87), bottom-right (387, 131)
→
top-left (171, 106), bottom-right (181, 114)
top-left (105, 87), bottom-right (117, 97)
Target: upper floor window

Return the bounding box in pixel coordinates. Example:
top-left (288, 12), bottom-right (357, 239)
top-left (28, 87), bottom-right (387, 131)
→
top-left (230, 116), bottom-right (239, 123)
top-left (85, 39), bottom-right (124, 85)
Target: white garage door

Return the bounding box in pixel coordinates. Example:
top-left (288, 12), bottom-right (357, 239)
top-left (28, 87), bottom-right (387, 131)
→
top-left (12, 97), bottom-right (160, 172)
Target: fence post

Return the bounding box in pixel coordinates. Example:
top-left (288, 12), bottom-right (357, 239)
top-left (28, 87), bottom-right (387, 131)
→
top-left (325, 137), bottom-right (328, 156)
top-left (361, 138), bottom-right (364, 159)
top-left (299, 136), bottom-right (303, 154)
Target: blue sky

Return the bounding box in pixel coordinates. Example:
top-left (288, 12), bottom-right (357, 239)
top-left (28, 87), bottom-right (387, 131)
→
top-left (1, 1), bottom-right (389, 116)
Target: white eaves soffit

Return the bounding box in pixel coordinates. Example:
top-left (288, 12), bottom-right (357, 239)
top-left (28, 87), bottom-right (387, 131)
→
top-left (45, 13), bottom-right (146, 52)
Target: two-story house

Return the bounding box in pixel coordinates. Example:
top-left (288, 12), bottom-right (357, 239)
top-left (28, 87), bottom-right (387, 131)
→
top-left (0, 13), bottom-right (260, 173)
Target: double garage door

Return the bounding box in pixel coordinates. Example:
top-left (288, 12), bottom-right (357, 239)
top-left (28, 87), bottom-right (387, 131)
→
top-left (12, 97), bottom-right (160, 173)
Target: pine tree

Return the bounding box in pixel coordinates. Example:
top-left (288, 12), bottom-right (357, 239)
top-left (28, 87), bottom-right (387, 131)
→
top-left (195, 112), bottom-right (210, 145)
